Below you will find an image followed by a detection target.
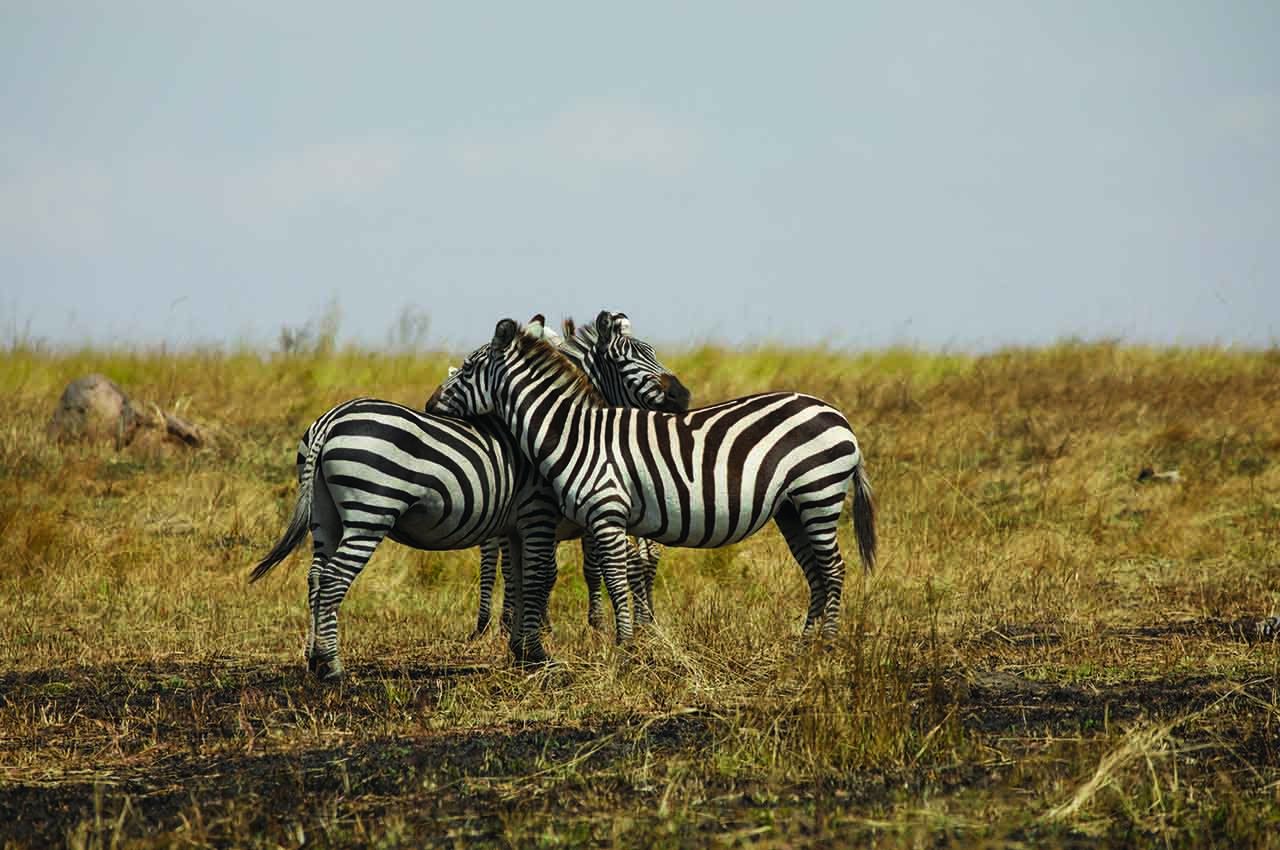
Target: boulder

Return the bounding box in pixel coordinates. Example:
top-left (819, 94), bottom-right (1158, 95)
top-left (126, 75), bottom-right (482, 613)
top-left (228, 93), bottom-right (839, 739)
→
top-left (48, 374), bottom-right (203, 450)
top-left (48, 374), bottom-right (133, 445)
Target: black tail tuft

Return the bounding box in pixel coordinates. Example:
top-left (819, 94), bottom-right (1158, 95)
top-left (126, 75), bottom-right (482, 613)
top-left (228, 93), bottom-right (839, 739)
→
top-left (248, 491), bottom-right (310, 583)
top-left (852, 461), bottom-right (877, 573)
top-left (249, 418), bottom-right (328, 583)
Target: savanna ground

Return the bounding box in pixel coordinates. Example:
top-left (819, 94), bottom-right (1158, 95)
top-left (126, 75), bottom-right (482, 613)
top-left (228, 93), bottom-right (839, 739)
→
top-left (2, 340), bottom-right (1279, 848)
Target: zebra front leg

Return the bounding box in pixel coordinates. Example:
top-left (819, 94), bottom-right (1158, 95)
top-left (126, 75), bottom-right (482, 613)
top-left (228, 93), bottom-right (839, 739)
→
top-left (511, 533), bottom-right (557, 665)
top-left (500, 536), bottom-right (551, 634)
top-left (498, 536), bottom-right (516, 634)
top-left (581, 534), bottom-right (607, 630)
top-left (627, 538), bottom-right (652, 626)
top-left (310, 534), bottom-right (381, 681)
top-left (628, 538), bottom-right (663, 626)
top-left (470, 537), bottom-right (501, 640)
top-left (643, 540), bottom-right (662, 624)
top-left (591, 524), bottom-right (633, 645)
top-left (501, 534), bottom-right (525, 657)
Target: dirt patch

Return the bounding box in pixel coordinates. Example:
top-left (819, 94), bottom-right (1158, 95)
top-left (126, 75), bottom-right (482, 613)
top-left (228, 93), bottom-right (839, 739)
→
top-left (957, 669), bottom-right (1257, 735)
top-left (2, 644), bottom-right (1276, 848)
top-left (967, 616), bottom-right (1280, 651)
top-left (3, 675), bottom-right (713, 848)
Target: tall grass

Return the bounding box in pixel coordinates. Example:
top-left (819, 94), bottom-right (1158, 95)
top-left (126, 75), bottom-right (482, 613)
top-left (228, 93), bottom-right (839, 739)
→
top-left (1, 342), bottom-right (1278, 847)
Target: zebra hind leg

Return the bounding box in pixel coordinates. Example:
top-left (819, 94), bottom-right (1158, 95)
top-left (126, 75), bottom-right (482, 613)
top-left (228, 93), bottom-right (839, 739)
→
top-left (305, 479), bottom-right (340, 674)
top-left (774, 504), bottom-right (826, 637)
top-left (305, 551), bottom-right (327, 673)
top-left (795, 508), bottom-right (847, 642)
top-left (310, 534), bottom-right (384, 681)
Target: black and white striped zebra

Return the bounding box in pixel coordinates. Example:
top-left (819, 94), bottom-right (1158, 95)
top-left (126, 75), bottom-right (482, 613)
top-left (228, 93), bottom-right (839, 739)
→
top-left (250, 315), bottom-right (688, 678)
top-left (426, 318), bottom-right (877, 662)
top-left (474, 312), bottom-right (687, 631)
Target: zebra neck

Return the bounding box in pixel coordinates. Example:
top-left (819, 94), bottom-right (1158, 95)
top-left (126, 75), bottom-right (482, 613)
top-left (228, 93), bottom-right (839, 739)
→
top-left (499, 373), bottom-right (603, 474)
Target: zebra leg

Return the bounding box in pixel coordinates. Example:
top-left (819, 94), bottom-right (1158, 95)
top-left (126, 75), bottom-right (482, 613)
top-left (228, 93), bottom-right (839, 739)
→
top-left (591, 523), bottom-right (634, 645)
top-left (644, 541), bottom-right (662, 624)
top-left (629, 538), bottom-right (663, 626)
top-left (626, 538), bottom-right (648, 625)
top-left (795, 507), bottom-right (848, 641)
top-left (306, 550), bottom-right (328, 671)
top-left (502, 534), bottom-right (525, 655)
top-left (305, 474), bottom-right (341, 673)
top-left (498, 536), bottom-right (516, 634)
top-left (627, 538), bottom-right (654, 626)
top-left (511, 533), bottom-right (558, 665)
top-left (581, 534), bottom-right (607, 630)
top-left (774, 503), bottom-right (826, 637)
top-left (310, 533), bottom-right (384, 681)
top-left (470, 537), bottom-right (501, 640)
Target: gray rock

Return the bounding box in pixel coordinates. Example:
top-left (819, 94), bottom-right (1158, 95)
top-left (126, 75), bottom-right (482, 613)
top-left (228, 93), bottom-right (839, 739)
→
top-left (48, 374), bottom-right (203, 450)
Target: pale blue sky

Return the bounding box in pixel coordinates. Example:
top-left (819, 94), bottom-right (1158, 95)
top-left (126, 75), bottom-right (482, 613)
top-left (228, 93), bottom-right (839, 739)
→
top-left (2, 2), bottom-right (1277, 350)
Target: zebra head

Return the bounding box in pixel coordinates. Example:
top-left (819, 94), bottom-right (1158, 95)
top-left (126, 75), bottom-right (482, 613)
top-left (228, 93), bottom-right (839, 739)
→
top-left (428, 318), bottom-right (586, 419)
top-left (561, 311), bottom-right (691, 413)
top-left (424, 314), bottom-right (563, 412)
top-left (426, 335), bottom-right (499, 418)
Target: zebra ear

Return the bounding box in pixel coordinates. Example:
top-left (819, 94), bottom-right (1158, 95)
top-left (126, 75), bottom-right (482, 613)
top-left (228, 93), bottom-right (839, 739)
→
top-left (492, 319), bottom-right (518, 350)
top-left (614, 313), bottom-right (633, 337)
top-left (526, 314), bottom-right (546, 338)
top-left (562, 317), bottom-right (576, 339)
top-left (594, 310), bottom-right (612, 349)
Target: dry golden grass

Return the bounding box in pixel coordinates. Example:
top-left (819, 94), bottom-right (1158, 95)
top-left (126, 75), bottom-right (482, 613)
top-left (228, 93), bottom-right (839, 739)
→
top-left (1, 341), bottom-right (1278, 848)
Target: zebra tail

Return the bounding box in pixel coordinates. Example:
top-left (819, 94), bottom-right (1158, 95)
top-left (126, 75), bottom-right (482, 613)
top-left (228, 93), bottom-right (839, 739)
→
top-left (248, 417), bottom-right (327, 583)
top-left (851, 460), bottom-right (877, 574)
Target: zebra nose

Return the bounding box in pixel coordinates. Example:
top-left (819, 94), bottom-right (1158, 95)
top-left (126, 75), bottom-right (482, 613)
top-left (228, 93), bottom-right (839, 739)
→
top-left (659, 374), bottom-right (692, 412)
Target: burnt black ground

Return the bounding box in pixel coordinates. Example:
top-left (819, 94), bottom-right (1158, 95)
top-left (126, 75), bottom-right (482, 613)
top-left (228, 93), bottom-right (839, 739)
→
top-left (3, 636), bottom-right (1276, 848)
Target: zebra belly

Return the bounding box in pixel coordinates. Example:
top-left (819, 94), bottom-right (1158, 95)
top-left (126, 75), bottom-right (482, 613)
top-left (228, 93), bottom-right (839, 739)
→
top-left (624, 433), bottom-right (858, 548)
top-left (387, 502), bottom-right (508, 551)
top-left (554, 516), bottom-right (585, 543)
top-left (628, 511), bottom-right (776, 548)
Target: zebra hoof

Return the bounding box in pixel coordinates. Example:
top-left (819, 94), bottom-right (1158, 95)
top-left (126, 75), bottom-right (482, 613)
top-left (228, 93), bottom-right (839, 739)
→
top-left (467, 621), bottom-right (490, 641)
top-left (310, 656), bottom-right (344, 682)
top-left (510, 639), bottom-right (551, 668)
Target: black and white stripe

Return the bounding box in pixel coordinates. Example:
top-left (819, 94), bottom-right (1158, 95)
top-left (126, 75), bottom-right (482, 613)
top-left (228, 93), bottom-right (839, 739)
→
top-left (250, 398), bottom-right (557, 679)
top-left (476, 312), bottom-right (688, 630)
top-left (250, 314), bottom-right (688, 677)
top-left (427, 319), bottom-right (877, 661)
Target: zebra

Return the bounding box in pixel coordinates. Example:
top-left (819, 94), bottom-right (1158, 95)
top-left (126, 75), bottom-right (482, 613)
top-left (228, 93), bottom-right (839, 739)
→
top-left (426, 317), bottom-right (877, 663)
top-left (250, 315), bottom-right (689, 678)
top-left (473, 313), bottom-right (687, 633)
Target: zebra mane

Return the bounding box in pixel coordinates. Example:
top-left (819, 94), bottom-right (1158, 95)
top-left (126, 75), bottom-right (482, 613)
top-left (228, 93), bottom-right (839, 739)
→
top-left (562, 316), bottom-right (596, 348)
top-left (554, 317), bottom-right (594, 374)
top-left (512, 329), bottom-right (605, 406)
top-left (561, 313), bottom-right (631, 354)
